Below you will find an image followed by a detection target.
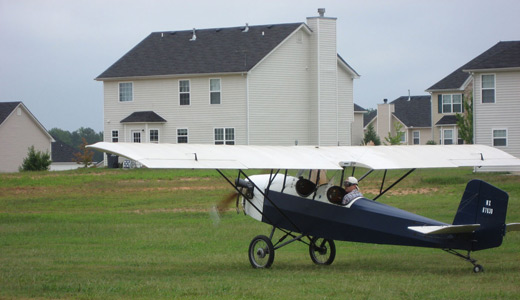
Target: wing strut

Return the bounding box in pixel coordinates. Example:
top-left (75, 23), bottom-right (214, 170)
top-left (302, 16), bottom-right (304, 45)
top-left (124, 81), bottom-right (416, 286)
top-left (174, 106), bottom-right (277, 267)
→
top-left (373, 168), bottom-right (416, 201)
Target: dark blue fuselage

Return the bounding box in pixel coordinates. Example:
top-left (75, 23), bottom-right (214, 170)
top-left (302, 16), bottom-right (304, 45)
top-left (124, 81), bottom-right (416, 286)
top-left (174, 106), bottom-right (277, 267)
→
top-left (262, 191), bottom-right (473, 251)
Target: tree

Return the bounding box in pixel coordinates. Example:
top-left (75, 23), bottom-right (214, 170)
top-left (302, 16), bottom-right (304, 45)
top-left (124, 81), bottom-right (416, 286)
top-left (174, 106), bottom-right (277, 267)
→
top-left (363, 123), bottom-right (381, 145)
top-left (384, 122), bottom-right (404, 145)
top-left (20, 146), bottom-right (52, 171)
top-left (456, 93), bottom-right (473, 144)
top-left (74, 138), bottom-right (94, 168)
top-left (49, 127), bottom-right (104, 162)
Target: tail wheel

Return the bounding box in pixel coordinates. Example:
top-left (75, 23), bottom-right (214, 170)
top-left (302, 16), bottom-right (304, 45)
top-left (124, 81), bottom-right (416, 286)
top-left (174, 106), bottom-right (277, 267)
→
top-left (309, 237), bottom-right (336, 265)
top-left (248, 235), bottom-right (275, 268)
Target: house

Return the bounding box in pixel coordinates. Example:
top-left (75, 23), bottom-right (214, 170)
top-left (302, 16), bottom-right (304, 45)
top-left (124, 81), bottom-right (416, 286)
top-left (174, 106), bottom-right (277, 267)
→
top-left (364, 96), bottom-right (432, 145)
top-left (96, 9), bottom-right (359, 154)
top-left (427, 41), bottom-right (520, 170)
top-left (0, 101), bottom-right (54, 172)
top-left (50, 139), bottom-right (80, 171)
top-left (352, 104), bottom-right (367, 145)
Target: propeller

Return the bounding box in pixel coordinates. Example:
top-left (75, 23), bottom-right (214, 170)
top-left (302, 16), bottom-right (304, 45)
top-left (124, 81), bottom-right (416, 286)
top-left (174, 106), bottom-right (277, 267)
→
top-left (210, 191), bottom-right (238, 226)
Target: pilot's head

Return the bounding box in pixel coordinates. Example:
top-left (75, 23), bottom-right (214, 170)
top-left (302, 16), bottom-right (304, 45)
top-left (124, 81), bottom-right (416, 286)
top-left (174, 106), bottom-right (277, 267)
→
top-left (344, 177), bottom-right (359, 191)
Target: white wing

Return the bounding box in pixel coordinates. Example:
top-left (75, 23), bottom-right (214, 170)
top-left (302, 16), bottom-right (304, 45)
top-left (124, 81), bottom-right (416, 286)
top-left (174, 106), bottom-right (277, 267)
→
top-left (87, 142), bottom-right (520, 170)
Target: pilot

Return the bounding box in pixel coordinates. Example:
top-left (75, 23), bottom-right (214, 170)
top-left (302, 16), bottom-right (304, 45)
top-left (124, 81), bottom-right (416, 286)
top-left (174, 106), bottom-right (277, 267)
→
top-left (342, 177), bottom-right (363, 205)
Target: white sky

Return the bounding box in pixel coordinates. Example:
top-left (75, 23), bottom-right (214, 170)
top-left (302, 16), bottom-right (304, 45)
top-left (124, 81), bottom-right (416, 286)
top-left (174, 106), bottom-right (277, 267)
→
top-left (1, 0), bottom-right (519, 132)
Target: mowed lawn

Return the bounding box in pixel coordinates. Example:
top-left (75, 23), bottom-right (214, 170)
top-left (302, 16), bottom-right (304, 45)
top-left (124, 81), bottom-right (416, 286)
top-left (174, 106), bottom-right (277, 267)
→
top-left (1, 168), bottom-right (520, 299)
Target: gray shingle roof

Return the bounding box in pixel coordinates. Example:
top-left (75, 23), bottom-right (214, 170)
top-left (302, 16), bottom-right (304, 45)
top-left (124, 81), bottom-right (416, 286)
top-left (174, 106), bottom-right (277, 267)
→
top-left (363, 110), bottom-right (377, 128)
top-left (391, 96), bottom-right (431, 128)
top-left (435, 115), bottom-right (458, 126)
top-left (97, 23), bottom-right (304, 79)
top-left (354, 103), bottom-right (366, 112)
top-left (0, 101), bottom-right (21, 125)
top-left (427, 41), bottom-right (520, 91)
top-left (120, 111), bottom-right (167, 123)
top-left (51, 140), bottom-right (77, 163)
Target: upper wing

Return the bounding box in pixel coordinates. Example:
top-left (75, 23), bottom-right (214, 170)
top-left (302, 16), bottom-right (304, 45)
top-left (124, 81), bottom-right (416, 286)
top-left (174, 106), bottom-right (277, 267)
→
top-left (87, 142), bottom-right (520, 170)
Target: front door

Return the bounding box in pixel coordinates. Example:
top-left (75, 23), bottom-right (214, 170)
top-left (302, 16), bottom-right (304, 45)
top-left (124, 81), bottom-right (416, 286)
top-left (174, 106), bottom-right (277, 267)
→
top-left (131, 130), bottom-right (142, 143)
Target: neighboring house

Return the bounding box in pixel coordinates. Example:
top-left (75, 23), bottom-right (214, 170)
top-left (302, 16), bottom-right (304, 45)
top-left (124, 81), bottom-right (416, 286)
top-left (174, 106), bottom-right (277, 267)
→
top-left (96, 9), bottom-right (359, 154)
top-left (0, 102), bottom-right (54, 172)
top-left (50, 140), bottom-right (80, 171)
top-left (364, 96), bottom-right (431, 145)
top-left (352, 104), bottom-right (367, 145)
top-left (427, 41), bottom-right (520, 170)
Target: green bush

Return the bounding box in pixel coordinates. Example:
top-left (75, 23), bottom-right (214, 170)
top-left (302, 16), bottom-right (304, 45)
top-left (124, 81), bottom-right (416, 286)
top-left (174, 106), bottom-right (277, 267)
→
top-left (19, 146), bottom-right (51, 171)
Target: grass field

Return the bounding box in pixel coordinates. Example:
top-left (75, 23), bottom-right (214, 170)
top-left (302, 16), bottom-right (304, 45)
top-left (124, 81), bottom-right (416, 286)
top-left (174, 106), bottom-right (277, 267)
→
top-left (1, 168), bottom-right (520, 299)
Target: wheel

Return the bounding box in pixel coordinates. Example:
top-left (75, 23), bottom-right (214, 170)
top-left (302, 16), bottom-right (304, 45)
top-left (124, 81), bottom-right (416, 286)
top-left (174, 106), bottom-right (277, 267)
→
top-left (248, 235), bottom-right (275, 268)
top-left (473, 264), bottom-right (484, 273)
top-left (309, 237), bottom-right (336, 265)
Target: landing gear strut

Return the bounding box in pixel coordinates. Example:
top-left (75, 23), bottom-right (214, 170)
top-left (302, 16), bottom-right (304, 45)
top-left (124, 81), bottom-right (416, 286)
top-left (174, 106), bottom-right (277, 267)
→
top-left (443, 249), bottom-right (484, 273)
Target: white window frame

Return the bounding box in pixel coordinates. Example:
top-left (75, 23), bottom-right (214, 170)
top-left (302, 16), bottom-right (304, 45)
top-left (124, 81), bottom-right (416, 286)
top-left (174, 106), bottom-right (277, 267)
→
top-left (177, 128), bottom-right (188, 144)
top-left (443, 129), bottom-right (454, 145)
top-left (149, 129), bottom-right (159, 143)
top-left (119, 82), bottom-right (133, 102)
top-left (481, 74), bottom-right (496, 104)
top-left (179, 80), bottom-right (190, 106)
top-left (441, 94), bottom-right (463, 113)
top-left (214, 127), bottom-right (235, 145)
top-left (111, 130), bottom-right (119, 143)
top-left (413, 131), bottom-right (420, 145)
top-left (210, 78), bottom-right (221, 105)
top-left (492, 128), bottom-right (507, 147)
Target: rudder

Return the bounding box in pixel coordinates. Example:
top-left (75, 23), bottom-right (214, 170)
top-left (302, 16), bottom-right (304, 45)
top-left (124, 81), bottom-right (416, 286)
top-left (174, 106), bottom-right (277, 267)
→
top-left (453, 179), bottom-right (508, 250)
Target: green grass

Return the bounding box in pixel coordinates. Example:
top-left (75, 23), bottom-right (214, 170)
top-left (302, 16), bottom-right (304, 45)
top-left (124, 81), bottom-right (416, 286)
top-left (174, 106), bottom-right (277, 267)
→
top-left (1, 168), bottom-right (520, 299)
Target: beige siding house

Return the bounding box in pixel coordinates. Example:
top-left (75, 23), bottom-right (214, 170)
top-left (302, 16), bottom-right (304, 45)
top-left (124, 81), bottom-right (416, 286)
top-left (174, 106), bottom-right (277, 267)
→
top-left (364, 96), bottom-right (432, 145)
top-left (0, 102), bottom-right (54, 173)
top-left (427, 41), bottom-right (520, 171)
top-left (96, 9), bottom-right (359, 153)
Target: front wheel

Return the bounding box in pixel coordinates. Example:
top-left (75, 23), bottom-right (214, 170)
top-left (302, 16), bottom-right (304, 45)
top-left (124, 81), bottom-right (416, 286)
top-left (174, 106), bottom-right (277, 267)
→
top-left (249, 235), bottom-right (275, 268)
top-left (309, 237), bottom-right (336, 265)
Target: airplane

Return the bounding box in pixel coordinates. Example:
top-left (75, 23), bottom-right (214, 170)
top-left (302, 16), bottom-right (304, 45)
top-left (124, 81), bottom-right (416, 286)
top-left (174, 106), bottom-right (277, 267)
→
top-left (88, 142), bottom-right (520, 272)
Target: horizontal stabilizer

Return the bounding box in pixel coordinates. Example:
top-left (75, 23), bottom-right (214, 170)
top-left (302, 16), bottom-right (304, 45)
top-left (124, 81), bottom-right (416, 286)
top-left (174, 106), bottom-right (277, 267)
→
top-left (506, 223), bottom-right (520, 232)
top-left (408, 224), bottom-right (480, 235)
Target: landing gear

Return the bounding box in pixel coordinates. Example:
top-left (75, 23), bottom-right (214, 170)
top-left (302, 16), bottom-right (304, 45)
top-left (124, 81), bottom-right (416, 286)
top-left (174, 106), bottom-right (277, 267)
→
top-left (443, 249), bottom-right (484, 273)
top-left (309, 237), bottom-right (336, 265)
top-left (249, 235), bottom-right (274, 268)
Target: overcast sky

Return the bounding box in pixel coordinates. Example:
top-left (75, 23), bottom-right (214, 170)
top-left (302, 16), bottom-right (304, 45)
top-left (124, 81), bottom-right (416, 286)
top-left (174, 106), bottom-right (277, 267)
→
top-left (1, 0), bottom-right (519, 132)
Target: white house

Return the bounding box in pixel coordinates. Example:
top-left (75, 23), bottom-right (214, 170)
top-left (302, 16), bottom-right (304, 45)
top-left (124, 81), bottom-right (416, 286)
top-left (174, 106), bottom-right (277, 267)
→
top-left (0, 102), bottom-right (54, 172)
top-left (96, 9), bottom-right (359, 154)
top-left (428, 41), bottom-right (520, 171)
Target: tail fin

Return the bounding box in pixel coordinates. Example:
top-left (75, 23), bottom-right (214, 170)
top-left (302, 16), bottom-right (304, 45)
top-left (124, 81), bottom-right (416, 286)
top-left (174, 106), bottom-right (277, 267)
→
top-left (453, 179), bottom-right (509, 250)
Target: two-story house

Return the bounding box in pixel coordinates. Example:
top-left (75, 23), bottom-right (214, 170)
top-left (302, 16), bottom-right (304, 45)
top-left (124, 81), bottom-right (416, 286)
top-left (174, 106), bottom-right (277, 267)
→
top-left (96, 9), bottom-right (359, 152)
top-left (427, 41), bottom-right (520, 170)
top-left (364, 96), bottom-right (431, 145)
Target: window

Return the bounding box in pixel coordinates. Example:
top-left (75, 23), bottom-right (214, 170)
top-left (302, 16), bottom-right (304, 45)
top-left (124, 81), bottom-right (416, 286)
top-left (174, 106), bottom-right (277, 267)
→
top-left (493, 129), bottom-right (507, 146)
top-left (177, 128), bottom-right (188, 143)
top-left (443, 129), bottom-right (453, 145)
top-left (413, 131), bottom-right (420, 145)
top-left (111, 130), bottom-right (119, 142)
top-left (150, 129), bottom-right (159, 143)
top-left (441, 94), bottom-right (463, 113)
top-left (210, 79), bottom-right (221, 104)
top-left (132, 130), bottom-right (141, 143)
top-left (215, 128), bottom-right (235, 145)
top-left (119, 82), bottom-right (133, 102)
top-left (482, 74), bottom-right (495, 103)
top-left (399, 131), bottom-right (406, 144)
top-left (179, 80), bottom-right (190, 105)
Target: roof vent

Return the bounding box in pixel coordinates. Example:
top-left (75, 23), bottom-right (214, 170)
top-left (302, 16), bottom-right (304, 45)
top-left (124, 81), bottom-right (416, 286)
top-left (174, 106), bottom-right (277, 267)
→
top-left (242, 23), bottom-right (249, 33)
top-left (383, 98), bottom-right (388, 104)
top-left (189, 28), bottom-right (197, 41)
top-left (318, 8), bottom-right (325, 17)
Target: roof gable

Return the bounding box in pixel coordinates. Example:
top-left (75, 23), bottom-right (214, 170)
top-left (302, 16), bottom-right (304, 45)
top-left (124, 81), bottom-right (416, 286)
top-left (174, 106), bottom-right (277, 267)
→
top-left (97, 23), bottom-right (303, 79)
top-left (0, 101), bottom-right (21, 126)
top-left (428, 41), bottom-right (520, 91)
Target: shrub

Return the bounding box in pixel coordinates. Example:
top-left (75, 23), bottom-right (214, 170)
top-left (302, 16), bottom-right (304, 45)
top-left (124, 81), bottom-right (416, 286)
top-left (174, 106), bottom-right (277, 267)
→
top-left (20, 146), bottom-right (52, 171)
